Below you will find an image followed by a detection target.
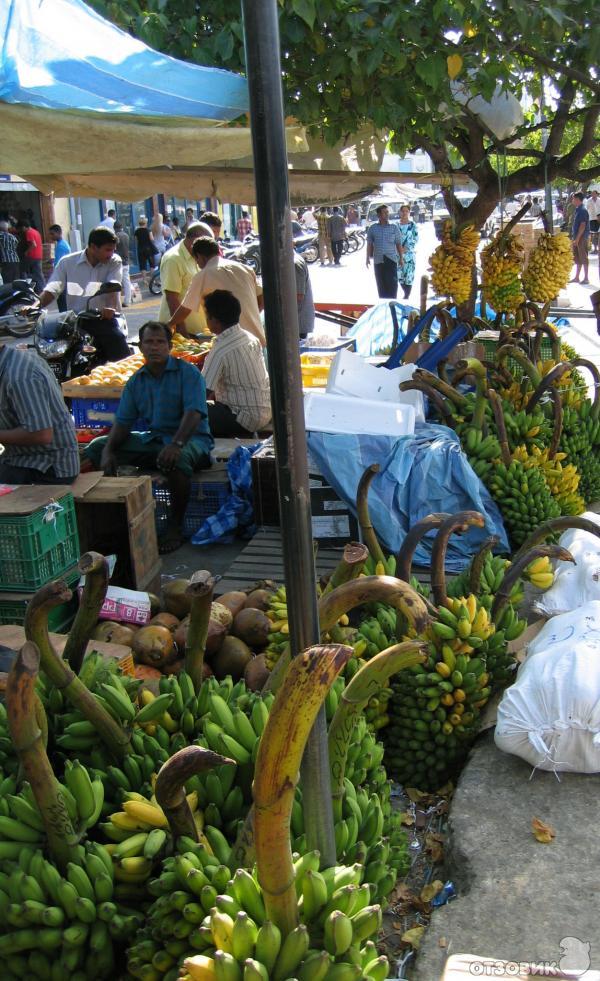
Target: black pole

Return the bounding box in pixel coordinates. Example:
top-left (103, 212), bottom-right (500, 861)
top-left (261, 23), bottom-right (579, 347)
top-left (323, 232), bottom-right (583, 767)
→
top-left (241, 0), bottom-right (336, 865)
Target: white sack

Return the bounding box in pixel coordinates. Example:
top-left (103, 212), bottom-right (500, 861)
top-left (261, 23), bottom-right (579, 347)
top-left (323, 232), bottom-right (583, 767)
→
top-left (534, 512), bottom-right (600, 617)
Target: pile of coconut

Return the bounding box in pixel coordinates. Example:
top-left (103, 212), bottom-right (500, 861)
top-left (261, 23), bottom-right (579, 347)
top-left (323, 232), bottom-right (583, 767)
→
top-left (91, 579), bottom-right (275, 689)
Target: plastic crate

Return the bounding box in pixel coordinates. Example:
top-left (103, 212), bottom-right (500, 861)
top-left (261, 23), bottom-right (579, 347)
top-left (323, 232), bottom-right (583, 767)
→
top-left (0, 565), bottom-right (80, 630)
top-left (71, 398), bottom-right (120, 429)
top-left (0, 494), bottom-right (80, 591)
top-left (153, 478), bottom-right (230, 538)
top-left (478, 333), bottom-right (554, 376)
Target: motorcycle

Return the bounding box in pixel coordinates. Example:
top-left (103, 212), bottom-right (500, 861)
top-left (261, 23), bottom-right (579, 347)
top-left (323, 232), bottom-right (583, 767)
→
top-left (0, 278), bottom-right (39, 337)
top-left (33, 282), bottom-right (129, 382)
top-left (294, 231), bottom-right (319, 264)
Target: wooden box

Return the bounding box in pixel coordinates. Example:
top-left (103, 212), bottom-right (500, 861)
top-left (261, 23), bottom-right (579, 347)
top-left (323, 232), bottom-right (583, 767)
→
top-left (72, 475), bottom-right (160, 594)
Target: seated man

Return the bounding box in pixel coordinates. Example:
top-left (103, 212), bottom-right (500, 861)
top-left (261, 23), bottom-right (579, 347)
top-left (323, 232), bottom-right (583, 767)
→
top-left (0, 346), bottom-right (79, 484)
top-left (202, 289), bottom-right (271, 437)
top-left (84, 321), bottom-right (213, 553)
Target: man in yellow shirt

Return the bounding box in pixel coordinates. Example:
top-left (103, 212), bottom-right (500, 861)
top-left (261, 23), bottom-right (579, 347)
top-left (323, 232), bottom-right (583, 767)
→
top-left (158, 222), bottom-right (214, 338)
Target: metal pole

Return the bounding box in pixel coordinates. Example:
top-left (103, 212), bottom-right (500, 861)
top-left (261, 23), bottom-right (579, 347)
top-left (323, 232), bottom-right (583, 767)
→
top-left (241, 0), bottom-right (337, 866)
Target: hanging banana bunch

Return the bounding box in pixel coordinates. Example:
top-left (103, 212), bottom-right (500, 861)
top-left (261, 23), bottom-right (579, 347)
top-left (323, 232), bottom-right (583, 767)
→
top-left (481, 229), bottom-right (525, 315)
top-left (522, 232), bottom-right (573, 304)
top-left (429, 220), bottom-right (480, 305)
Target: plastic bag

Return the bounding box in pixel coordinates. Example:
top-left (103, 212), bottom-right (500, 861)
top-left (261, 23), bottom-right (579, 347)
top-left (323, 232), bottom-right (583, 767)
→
top-left (191, 443), bottom-right (259, 546)
top-left (346, 300), bottom-right (419, 356)
top-left (534, 512), bottom-right (600, 617)
top-left (495, 602), bottom-right (600, 773)
top-left (306, 423), bottom-right (509, 570)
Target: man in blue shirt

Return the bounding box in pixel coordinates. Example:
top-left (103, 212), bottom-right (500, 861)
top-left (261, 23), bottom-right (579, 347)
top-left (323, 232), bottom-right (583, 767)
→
top-left (49, 224), bottom-right (71, 312)
top-left (85, 321), bottom-right (213, 552)
top-left (570, 192), bottom-right (590, 285)
top-left (366, 205), bottom-right (404, 298)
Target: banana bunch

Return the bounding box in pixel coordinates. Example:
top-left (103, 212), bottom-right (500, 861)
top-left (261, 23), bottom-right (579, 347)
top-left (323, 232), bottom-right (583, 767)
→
top-left (560, 401), bottom-right (600, 506)
top-left (0, 842), bottom-right (136, 979)
top-left (481, 231), bottom-right (525, 314)
top-left (523, 555), bottom-right (555, 591)
top-left (448, 552), bottom-right (524, 610)
top-left (522, 232), bottom-right (572, 303)
top-left (429, 221), bottom-right (480, 305)
top-left (501, 403), bottom-right (552, 452)
top-left (264, 584), bottom-right (353, 671)
top-left (457, 427), bottom-right (501, 483)
top-left (0, 703), bottom-right (19, 782)
top-left (0, 762), bottom-right (103, 851)
top-left (361, 553), bottom-right (397, 577)
top-left (512, 444), bottom-right (585, 517)
top-left (486, 460), bottom-right (560, 548)
top-left (497, 379), bottom-right (530, 413)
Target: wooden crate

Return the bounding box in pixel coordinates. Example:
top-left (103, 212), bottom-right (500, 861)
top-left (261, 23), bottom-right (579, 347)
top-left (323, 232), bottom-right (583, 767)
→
top-left (73, 476), bottom-right (161, 594)
top-left (62, 380), bottom-right (125, 399)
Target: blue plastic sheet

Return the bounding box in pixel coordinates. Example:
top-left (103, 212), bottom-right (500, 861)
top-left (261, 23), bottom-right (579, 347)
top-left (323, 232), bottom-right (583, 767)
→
top-left (191, 444), bottom-right (259, 546)
top-left (307, 424), bottom-right (509, 571)
top-left (346, 301), bottom-right (420, 356)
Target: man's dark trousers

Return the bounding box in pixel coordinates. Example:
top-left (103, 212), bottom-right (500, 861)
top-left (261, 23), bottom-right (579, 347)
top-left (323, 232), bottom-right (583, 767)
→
top-left (374, 255), bottom-right (398, 299)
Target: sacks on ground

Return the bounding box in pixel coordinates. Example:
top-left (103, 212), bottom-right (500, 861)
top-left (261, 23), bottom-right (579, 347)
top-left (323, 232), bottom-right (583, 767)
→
top-left (494, 602), bottom-right (600, 772)
top-left (534, 512), bottom-right (600, 617)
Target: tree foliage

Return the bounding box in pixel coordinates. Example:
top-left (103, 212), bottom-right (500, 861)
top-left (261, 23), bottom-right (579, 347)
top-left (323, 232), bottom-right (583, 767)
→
top-left (89, 0), bottom-right (600, 226)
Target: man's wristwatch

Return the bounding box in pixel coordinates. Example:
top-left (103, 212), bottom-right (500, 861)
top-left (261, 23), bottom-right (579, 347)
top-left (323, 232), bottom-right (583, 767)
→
top-left (173, 440), bottom-right (185, 449)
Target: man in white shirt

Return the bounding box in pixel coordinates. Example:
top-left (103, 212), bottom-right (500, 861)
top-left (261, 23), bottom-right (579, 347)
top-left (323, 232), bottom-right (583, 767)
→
top-left (586, 190), bottom-right (600, 253)
top-left (100, 209), bottom-right (116, 230)
top-left (202, 289), bottom-right (271, 436)
top-left (170, 237), bottom-right (265, 346)
top-left (301, 207), bottom-right (317, 230)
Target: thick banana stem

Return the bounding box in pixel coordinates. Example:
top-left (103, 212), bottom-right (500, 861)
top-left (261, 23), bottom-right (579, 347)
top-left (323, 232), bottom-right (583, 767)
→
top-left (512, 516), bottom-right (600, 565)
top-left (328, 642), bottom-right (426, 819)
top-left (468, 535), bottom-right (501, 595)
top-left (318, 576), bottom-right (430, 636)
top-left (525, 361), bottom-right (573, 413)
top-left (254, 643), bottom-right (352, 936)
top-left (491, 544), bottom-right (575, 624)
top-left (6, 643), bottom-right (79, 870)
top-left (25, 582), bottom-right (131, 759)
top-left (396, 513), bottom-right (449, 582)
top-left (62, 551), bottom-right (109, 674)
top-left (155, 745), bottom-right (233, 839)
top-left (184, 571), bottom-right (217, 693)
top-left (413, 368), bottom-right (468, 408)
top-left (322, 542), bottom-right (370, 596)
top-left (419, 276), bottom-right (429, 320)
top-left (456, 358), bottom-right (488, 428)
top-left (355, 465), bottom-right (386, 564)
top-left (488, 390), bottom-right (512, 466)
top-left (547, 386), bottom-right (564, 460)
top-left (532, 323), bottom-right (561, 363)
top-left (430, 512), bottom-right (485, 607)
top-left (497, 345), bottom-right (542, 389)
top-left (398, 380), bottom-right (456, 425)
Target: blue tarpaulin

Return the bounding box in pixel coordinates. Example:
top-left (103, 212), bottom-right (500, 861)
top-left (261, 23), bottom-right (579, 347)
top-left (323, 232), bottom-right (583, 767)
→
top-left (307, 424), bottom-right (509, 571)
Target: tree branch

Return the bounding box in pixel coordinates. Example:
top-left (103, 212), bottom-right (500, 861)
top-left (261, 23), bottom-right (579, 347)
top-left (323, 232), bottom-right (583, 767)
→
top-left (517, 45), bottom-right (600, 95)
top-left (545, 79), bottom-right (575, 157)
top-left (562, 105), bottom-right (600, 170)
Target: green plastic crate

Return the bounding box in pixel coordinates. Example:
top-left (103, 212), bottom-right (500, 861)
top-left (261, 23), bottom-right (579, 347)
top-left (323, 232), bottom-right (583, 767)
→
top-left (0, 494), bottom-right (80, 592)
top-left (478, 333), bottom-right (554, 377)
top-left (0, 565), bottom-right (80, 631)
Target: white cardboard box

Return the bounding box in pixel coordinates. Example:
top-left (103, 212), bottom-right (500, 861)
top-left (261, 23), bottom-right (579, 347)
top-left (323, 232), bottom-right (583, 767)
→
top-left (326, 348), bottom-right (425, 421)
top-left (304, 391), bottom-right (415, 436)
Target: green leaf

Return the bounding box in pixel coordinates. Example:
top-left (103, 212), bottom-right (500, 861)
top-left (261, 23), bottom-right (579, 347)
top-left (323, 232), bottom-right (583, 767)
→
top-left (292, 0), bottom-right (316, 29)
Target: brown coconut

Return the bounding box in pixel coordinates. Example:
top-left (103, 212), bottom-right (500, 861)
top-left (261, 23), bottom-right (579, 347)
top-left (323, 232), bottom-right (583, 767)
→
top-left (162, 578), bottom-right (192, 619)
top-left (216, 591), bottom-right (247, 619)
top-left (173, 612), bottom-right (228, 658)
top-left (92, 621), bottom-right (137, 646)
top-left (232, 608), bottom-right (271, 649)
top-left (148, 593), bottom-right (163, 616)
top-left (132, 625), bottom-right (176, 667)
top-left (243, 588), bottom-right (274, 611)
top-left (149, 612), bottom-right (180, 632)
top-left (244, 653), bottom-right (270, 691)
top-left (211, 636), bottom-right (253, 681)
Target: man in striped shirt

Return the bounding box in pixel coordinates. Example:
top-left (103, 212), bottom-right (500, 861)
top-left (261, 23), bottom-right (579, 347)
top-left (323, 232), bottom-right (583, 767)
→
top-left (202, 290), bottom-right (271, 437)
top-left (366, 205), bottom-right (404, 298)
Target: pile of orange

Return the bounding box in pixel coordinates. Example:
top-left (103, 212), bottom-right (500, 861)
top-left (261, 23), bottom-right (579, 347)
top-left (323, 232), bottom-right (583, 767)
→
top-left (68, 336), bottom-right (213, 390)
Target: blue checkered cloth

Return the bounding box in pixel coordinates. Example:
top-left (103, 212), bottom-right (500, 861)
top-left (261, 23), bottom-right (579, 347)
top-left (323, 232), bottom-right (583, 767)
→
top-left (191, 443), bottom-right (260, 545)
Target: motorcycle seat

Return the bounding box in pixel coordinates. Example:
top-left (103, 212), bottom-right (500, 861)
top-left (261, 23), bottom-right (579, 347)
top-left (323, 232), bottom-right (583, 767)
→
top-left (0, 279), bottom-right (32, 298)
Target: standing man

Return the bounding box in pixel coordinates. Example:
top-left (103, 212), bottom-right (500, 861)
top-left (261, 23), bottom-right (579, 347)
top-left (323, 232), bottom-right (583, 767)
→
top-left (84, 321), bottom-right (212, 553)
top-left (236, 210), bottom-right (253, 240)
top-left (100, 209), bottom-right (116, 229)
top-left (16, 220), bottom-right (44, 292)
top-left (0, 346), bottom-right (79, 484)
top-left (158, 222), bottom-right (214, 339)
top-left (570, 192), bottom-right (590, 285)
top-left (316, 207), bottom-right (333, 266)
top-left (328, 207), bottom-right (347, 266)
top-left (0, 220), bottom-right (20, 284)
top-left (366, 205), bottom-right (404, 299)
top-left (586, 190), bottom-right (600, 254)
top-left (48, 225), bottom-right (71, 312)
top-left (294, 253), bottom-right (315, 341)
top-left (182, 207), bottom-right (197, 234)
top-left (113, 221), bottom-right (132, 307)
top-left (171, 237), bottom-right (265, 346)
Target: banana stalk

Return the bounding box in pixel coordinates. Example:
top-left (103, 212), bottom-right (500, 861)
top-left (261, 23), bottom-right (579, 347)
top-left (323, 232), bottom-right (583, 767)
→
top-left (25, 581), bottom-right (131, 759)
top-left (185, 571), bottom-right (217, 693)
top-left (62, 551), bottom-right (109, 674)
top-left (490, 544), bottom-right (575, 624)
top-left (254, 643), bottom-right (353, 936)
top-left (468, 535), bottom-right (500, 595)
top-left (396, 513), bottom-right (448, 582)
top-left (419, 276), bottom-right (429, 320)
top-left (322, 542), bottom-right (370, 596)
top-left (398, 380), bottom-right (456, 425)
top-left (455, 358), bottom-right (488, 429)
top-left (531, 323), bottom-right (561, 363)
top-left (413, 367), bottom-right (468, 409)
top-left (527, 358), bottom-right (600, 420)
top-left (488, 390), bottom-right (512, 465)
top-left (512, 516), bottom-right (600, 565)
top-left (155, 745), bottom-right (233, 839)
top-left (318, 576), bottom-right (430, 636)
top-left (355, 465), bottom-right (386, 564)
top-left (496, 345), bottom-right (541, 389)
top-left (546, 386), bottom-right (563, 460)
top-left (328, 641), bottom-right (426, 819)
top-left (6, 643), bottom-right (79, 870)
top-left (430, 511), bottom-right (485, 607)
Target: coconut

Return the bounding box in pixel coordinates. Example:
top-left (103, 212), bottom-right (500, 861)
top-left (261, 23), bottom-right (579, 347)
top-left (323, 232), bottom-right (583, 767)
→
top-left (148, 593), bottom-right (163, 616)
top-left (216, 591), bottom-right (247, 619)
top-left (149, 612), bottom-right (180, 632)
top-left (162, 578), bottom-right (192, 619)
top-left (210, 602), bottom-right (233, 630)
top-left (232, 608), bottom-right (271, 649)
top-left (92, 621), bottom-right (137, 647)
top-left (173, 613), bottom-right (228, 657)
top-left (211, 636), bottom-right (253, 681)
top-left (244, 588), bottom-right (274, 611)
top-left (244, 653), bottom-right (270, 691)
top-left (132, 625), bottom-right (176, 667)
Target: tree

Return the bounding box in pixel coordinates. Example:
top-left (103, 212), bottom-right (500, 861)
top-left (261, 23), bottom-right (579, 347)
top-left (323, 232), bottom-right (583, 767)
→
top-left (90, 0), bottom-right (599, 228)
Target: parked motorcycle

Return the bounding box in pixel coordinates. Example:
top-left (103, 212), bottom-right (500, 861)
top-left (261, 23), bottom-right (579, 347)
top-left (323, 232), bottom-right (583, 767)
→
top-left (0, 278), bottom-right (39, 337)
top-left (294, 231), bottom-right (319, 264)
top-left (33, 283), bottom-right (129, 382)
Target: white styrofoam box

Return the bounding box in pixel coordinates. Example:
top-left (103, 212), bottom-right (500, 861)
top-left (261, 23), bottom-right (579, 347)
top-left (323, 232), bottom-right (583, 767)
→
top-left (304, 391), bottom-right (415, 437)
top-left (326, 349), bottom-right (425, 421)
